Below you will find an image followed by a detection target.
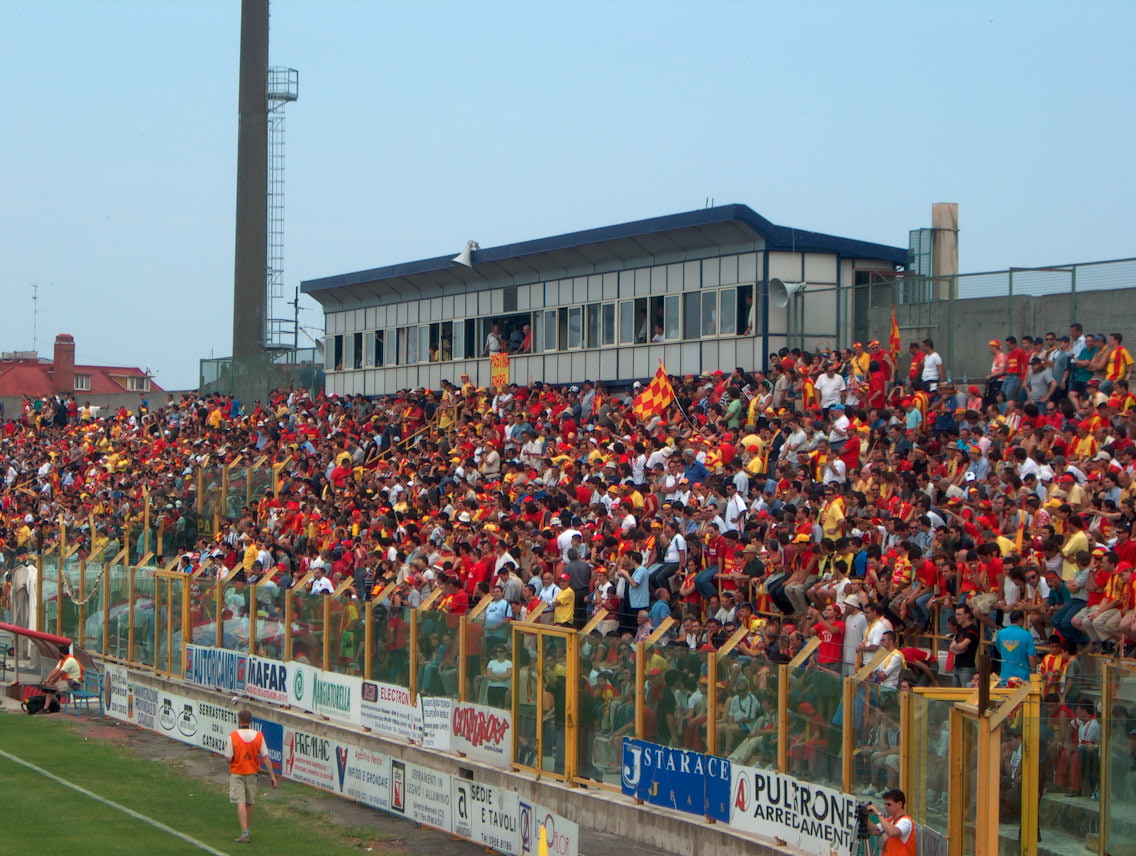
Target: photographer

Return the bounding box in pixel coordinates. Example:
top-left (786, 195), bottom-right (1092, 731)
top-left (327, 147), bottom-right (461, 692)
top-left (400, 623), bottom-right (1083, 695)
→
top-left (864, 788), bottom-right (915, 855)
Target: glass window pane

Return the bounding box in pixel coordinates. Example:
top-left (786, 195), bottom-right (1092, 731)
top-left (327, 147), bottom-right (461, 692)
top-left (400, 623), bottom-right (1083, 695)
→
top-left (586, 304), bottom-right (601, 349)
top-left (453, 320), bottom-right (464, 360)
top-left (353, 332), bottom-right (364, 369)
top-left (719, 289), bottom-right (736, 339)
top-left (532, 311), bottom-right (544, 353)
top-left (619, 301), bottom-right (634, 344)
top-left (664, 296), bottom-right (680, 340)
top-left (420, 325), bottom-right (431, 362)
top-left (683, 292), bottom-right (701, 340)
top-left (602, 303), bottom-right (616, 346)
top-left (374, 330), bottom-right (384, 367)
top-left (635, 298), bottom-right (650, 343)
top-left (465, 319), bottom-right (477, 359)
top-left (406, 327), bottom-right (418, 364)
top-left (702, 291), bottom-right (717, 337)
top-left (568, 306), bottom-right (583, 349)
top-left (543, 309), bottom-right (556, 352)
top-left (739, 284), bottom-right (756, 336)
top-left (557, 308), bottom-right (568, 351)
top-left (440, 322), bottom-right (452, 361)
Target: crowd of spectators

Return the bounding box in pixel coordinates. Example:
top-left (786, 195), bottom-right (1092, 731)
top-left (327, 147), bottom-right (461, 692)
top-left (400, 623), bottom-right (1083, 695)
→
top-left (1, 322), bottom-right (1134, 792)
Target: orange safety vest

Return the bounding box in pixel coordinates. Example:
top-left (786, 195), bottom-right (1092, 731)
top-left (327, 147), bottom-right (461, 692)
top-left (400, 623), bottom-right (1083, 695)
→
top-left (61, 654), bottom-right (85, 684)
top-left (882, 816), bottom-right (917, 856)
top-left (229, 730), bottom-right (265, 775)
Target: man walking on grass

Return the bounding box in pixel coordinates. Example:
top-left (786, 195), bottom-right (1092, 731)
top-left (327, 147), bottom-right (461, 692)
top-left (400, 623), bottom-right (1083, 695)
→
top-left (225, 709), bottom-right (276, 843)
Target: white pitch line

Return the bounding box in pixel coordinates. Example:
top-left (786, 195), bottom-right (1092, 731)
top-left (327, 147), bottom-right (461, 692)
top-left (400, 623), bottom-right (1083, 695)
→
top-left (0, 746), bottom-right (233, 856)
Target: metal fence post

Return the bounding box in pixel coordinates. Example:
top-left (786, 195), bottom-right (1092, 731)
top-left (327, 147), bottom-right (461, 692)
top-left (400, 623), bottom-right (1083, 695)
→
top-left (1008, 269), bottom-right (1015, 337)
top-left (1070, 265), bottom-right (1077, 323)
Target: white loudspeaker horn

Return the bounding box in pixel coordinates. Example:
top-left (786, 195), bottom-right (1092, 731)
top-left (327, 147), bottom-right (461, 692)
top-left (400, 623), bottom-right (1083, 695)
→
top-left (769, 278), bottom-right (807, 309)
top-left (452, 240), bottom-right (481, 268)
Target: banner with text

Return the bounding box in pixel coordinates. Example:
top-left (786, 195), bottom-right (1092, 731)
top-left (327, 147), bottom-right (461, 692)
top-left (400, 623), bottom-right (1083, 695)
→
top-left (519, 799), bottom-right (579, 856)
top-left (184, 644), bottom-right (247, 694)
top-left (449, 700), bottom-right (512, 766)
top-left (288, 663), bottom-right (362, 726)
top-left (729, 765), bottom-right (858, 856)
top-left (103, 668), bottom-right (553, 856)
top-left (620, 738), bottom-right (731, 822)
top-left (489, 353), bottom-right (510, 387)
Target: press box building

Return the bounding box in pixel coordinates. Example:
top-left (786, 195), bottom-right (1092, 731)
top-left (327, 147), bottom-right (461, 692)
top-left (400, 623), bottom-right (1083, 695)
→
top-left (301, 205), bottom-right (907, 396)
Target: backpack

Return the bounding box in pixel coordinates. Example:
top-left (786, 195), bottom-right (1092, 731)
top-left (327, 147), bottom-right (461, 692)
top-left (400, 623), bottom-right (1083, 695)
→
top-left (24, 695), bottom-right (59, 715)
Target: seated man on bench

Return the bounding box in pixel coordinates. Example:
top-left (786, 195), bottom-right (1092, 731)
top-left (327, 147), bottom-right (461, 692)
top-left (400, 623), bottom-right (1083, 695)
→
top-left (41, 643), bottom-right (83, 707)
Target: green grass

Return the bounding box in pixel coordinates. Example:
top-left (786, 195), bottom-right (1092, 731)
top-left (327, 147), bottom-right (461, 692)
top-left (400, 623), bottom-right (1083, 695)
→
top-left (0, 715), bottom-right (380, 855)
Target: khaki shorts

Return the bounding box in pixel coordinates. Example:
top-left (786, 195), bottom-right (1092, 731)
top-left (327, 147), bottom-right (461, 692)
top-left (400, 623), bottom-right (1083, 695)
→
top-left (229, 773), bottom-right (258, 804)
top-left (969, 593), bottom-right (998, 615)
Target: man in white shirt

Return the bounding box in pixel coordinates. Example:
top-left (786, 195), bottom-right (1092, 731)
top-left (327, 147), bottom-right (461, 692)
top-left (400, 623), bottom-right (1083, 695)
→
top-left (815, 364), bottom-right (846, 410)
top-left (921, 338), bottom-right (944, 390)
top-left (310, 568), bottom-right (335, 595)
top-left (722, 483), bottom-right (747, 531)
top-left (841, 596), bottom-right (868, 677)
top-left (651, 520), bottom-right (686, 589)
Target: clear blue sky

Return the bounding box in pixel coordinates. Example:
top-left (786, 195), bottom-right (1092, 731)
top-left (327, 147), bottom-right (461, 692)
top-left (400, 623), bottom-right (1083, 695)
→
top-left (3, 1), bottom-right (1133, 390)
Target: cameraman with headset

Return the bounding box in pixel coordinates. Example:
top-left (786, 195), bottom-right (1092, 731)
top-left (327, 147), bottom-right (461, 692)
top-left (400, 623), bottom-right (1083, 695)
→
top-left (864, 788), bottom-right (915, 855)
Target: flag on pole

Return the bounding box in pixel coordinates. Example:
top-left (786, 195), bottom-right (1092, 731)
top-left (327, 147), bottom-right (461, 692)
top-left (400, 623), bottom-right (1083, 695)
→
top-left (633, 362), bottom-right (676, 420)
top-left (1014, 497), bottom-right (1027, 554)
top-left (889, 307), bottom-right (901, 360)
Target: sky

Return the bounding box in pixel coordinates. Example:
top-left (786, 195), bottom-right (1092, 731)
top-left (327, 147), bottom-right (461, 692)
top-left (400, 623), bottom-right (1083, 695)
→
top-left (3, 1), bottom-right (1133, 390)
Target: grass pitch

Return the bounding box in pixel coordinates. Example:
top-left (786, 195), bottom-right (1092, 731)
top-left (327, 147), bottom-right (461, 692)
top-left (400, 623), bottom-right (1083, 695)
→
top-left (0, 713), bottom-right (381, 855)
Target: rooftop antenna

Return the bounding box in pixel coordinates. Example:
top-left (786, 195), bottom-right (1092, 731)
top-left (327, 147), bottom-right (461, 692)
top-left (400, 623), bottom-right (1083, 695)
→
top-left (704, 197), bottom-right (715, 208)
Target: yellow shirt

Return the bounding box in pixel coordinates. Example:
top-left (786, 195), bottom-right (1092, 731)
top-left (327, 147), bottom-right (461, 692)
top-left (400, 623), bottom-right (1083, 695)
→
top-left (1061, 530), bottom-right (1088, 581)
top-left (553, 586), bottom-right (575, 625)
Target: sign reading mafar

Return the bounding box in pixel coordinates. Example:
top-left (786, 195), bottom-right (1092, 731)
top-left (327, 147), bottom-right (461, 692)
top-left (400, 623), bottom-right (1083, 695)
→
top-left (245, 655), bottom-right (288, 705)
top-left (730, 765), bottom-right (858, 856)
top-left (184, 644), bottom-right (247, 693)
top-left (620, 738), bottom-right (731, 822)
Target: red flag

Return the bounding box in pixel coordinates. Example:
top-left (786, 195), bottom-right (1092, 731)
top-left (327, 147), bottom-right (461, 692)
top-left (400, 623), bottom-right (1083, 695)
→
top-left (889, 308), bottom-right (901, 360)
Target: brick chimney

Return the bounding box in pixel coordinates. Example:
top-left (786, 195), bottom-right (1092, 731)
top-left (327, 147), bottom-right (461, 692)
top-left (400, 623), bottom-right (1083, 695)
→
top-left (53, 334), bottom-right (75, 394)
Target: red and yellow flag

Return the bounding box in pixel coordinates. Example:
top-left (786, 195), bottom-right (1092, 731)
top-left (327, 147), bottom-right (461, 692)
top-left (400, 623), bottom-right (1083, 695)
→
top-left (889, 308), bottom-right (901, 360)
top-left (633, 363), bottom-right (675, 420)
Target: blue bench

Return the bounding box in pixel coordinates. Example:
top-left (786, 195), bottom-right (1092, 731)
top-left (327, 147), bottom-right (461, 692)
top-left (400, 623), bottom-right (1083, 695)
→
top-left (61, 672), bottom-right (103, 715)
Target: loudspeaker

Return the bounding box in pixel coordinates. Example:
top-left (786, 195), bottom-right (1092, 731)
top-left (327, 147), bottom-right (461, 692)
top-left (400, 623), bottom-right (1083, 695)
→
top-left (769, 278), bottom-right (807, 309)
top-left (451, 240), bottom-right (481, 268)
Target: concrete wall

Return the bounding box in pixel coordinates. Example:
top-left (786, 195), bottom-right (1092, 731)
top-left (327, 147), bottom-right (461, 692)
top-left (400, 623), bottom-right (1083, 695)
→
top-left (118, 667), bottom-right (792, 856)
top-left (870, 286), bottom-right (1136, 384)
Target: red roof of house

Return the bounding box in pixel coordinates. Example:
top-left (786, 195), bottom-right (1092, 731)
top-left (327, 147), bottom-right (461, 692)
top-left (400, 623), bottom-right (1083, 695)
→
top-left (0, 360), bottom-right (163, 398)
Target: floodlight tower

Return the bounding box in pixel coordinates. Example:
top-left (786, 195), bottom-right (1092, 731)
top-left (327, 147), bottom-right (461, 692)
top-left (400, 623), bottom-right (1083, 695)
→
top-left (266, 67), bottom-right (299, 350)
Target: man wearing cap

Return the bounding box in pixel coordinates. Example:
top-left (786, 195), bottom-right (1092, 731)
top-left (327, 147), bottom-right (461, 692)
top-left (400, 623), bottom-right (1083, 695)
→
top-left (552, 574), bottom-right (576, 628)
top-left (1026, 356), bottom-right (1057, 405)
top-left (986, 339), bottom-right (1008, 397)
top-left (1080, 553), bottom-right (1130, 654)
